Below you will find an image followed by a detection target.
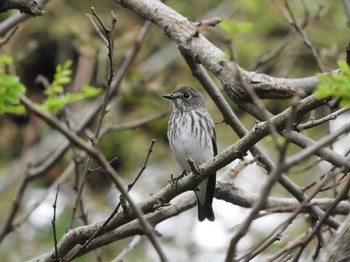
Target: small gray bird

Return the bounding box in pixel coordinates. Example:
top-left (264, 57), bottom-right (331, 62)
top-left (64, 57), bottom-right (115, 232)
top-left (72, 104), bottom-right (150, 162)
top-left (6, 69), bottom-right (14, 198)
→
top-left (163, 86), bottom-right (217, 221)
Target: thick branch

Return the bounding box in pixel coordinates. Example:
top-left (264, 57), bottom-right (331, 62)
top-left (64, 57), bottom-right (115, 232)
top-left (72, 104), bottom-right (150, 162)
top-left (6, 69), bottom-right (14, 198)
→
top-left (0, 0), bottom-right (44, 16)
top-left (115, 0), bottom-right (321, 101)
top-left (0, 0), bottom-right (49, 36)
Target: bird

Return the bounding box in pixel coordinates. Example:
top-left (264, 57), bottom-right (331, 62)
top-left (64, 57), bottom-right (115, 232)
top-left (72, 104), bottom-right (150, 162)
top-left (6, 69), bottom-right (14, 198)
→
top-left (163, 86), bottom-right (217, 221)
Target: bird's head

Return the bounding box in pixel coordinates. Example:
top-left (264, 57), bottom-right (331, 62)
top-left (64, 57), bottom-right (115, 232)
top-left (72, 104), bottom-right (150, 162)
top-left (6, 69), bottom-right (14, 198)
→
top-left (163, 86), bottom-right (205, 112)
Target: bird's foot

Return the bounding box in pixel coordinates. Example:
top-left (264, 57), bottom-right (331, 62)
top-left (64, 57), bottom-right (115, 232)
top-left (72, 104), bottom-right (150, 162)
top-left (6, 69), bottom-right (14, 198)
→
top-left (169, 174), bottom-right (180, 188)
top-left (169, 171), bottom-right (188, 188)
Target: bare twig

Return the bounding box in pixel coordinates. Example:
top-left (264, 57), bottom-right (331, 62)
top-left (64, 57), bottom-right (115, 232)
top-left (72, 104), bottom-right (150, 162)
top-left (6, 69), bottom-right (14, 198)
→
top-left (51, 184), bottom-right (60, 262)
top-left (68, 7), bottom-right (118, 231)
top-left (284, 123), bottom-right (350, 170)
top-left (295, 107), bottom-right (350, 131)
top-left (251, 4), bottom-right (324, 70)
top-left (87, 156), bottom-right (118, 174)
top-left (273, 0), bottom-right (327, 72)
top-left (86, 12), bottom-right (108, 46)
top-left (302, 166), bottom-right (340, 192)
top-left (129, 139), bottom-right (156, 190)
top-left (186, 155), bottom-right (201, 176)
top-left (104, 111), bottom-right (169, 132)
top-left (0, 25), bottom-right (18, 46)
top-left (216, 181), bottom-right (350, 215)
top-left (13, 161), bottom-right (76, 228)
top-left (111, 235), bottom-right (142, 262)
top-left (0, 171), bottom-right (30, 242)
top-left (192, 17), bottom-right (221, 37)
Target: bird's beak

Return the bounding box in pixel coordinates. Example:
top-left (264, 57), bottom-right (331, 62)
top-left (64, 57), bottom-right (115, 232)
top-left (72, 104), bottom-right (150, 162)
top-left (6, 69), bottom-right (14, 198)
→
top-left (163, 93), bottom-right (176, 100)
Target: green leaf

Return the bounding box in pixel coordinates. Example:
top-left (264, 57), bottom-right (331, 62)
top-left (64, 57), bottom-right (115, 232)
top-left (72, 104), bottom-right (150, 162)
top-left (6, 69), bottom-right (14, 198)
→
top-left (0, 55), bottom-right (27, 115)
top-left (0, 55), bottom-right (13, 68)
top-left (337, 60), bottom-right (350, 76)
top-left (5, 104), bottom-right (26, 114)
top-left (218, 19), bottom-right (253, 39)
top-left (34, 60), bottom-right (103, 114)
top-left (81, 85), bottom-right (103, 97)
top-left (39, 86), bottom-right (102, 114)
top-left (314, 59), bottom-right (350, 107)
top-left (45, 60), bottom-right (73, 98)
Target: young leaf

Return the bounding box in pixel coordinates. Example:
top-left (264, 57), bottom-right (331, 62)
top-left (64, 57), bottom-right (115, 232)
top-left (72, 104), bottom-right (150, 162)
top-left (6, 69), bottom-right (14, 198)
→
top-left (314, 60), bottom-right (350, 107)
top-left (218, 19), bottom-right (253, 39)
top-left (0, 55), bottom-right (26, 115)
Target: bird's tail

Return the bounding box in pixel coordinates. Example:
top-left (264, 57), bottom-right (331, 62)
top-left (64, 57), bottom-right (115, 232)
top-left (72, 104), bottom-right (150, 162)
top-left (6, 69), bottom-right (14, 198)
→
top-left (196, 173), bottom-right (216, 222)
top-left (197, 203), bottom-right (215, 222)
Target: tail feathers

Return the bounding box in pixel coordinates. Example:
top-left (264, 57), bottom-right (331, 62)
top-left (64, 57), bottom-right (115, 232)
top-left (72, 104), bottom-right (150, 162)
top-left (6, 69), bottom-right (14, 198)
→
top-left (196, 173), bottom-right (216, 222)
top-left (197, 204), bottom-right (215, 222)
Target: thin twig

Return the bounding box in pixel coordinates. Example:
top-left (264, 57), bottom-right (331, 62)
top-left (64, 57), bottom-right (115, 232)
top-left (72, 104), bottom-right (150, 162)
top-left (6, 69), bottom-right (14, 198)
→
top-left (0, 25), bottom-right (18, 47)
top-left (51, 184), bottom-right (60, 262)
top-left (295, 107), bottom-right (350, 131)
top-left (87, 157), bottom-right (118, 174)
top-left (192, 17), bottom-right (221, 37)
top-left (13, 161), bottom-right (76, 228)
top-left (0, 171), bottom-right (30, 242)
top-left (284, 123), bottom-right (350, 170)
top-left (251, 4), bottom-right (324, 70)
top-left (68, 7), bottom-right (117, 231)
top-left (129, 139), bottom-right (156, 190)
top-left (273, 0), bottom-right (327, 72)
top-left (85, 14), bottom-right (108, 46)
top-left (104, 111), bottom-right (169, 133)
top-left (186, 156), bottom-right (201, 176)
top-left (111, 235), bottom-right (142, 262)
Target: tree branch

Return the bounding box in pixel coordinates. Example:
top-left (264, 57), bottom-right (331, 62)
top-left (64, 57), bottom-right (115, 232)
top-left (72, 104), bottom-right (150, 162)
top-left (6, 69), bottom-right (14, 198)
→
top-left (0, 0), bottom-right (44, 16)
top-left (115, 0), bottom-right (321, 102)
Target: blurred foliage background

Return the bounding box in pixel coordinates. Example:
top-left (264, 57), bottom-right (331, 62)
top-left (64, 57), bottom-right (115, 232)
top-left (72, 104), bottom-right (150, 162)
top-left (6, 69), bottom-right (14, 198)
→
top-left (0, 0), bottom-right (349, 261)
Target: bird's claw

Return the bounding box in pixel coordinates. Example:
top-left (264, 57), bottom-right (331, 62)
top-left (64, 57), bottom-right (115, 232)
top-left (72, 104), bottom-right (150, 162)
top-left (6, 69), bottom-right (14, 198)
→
top-left (169, 174), bottom-right (177, 188)
top-left (169, 171), bottom-right (188, 188)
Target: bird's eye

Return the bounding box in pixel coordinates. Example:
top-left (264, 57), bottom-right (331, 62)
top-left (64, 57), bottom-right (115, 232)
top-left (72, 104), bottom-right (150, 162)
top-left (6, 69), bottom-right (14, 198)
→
top-left (183, 92), bottom-right (192, 99)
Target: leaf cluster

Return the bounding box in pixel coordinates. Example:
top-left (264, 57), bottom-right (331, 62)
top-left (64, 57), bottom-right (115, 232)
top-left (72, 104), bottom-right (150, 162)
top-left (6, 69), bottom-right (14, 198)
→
top-left (217, 19), bottom-right (253, 40)
top-left (0, 55), bottom-right (26, 114)
top-left (38, 60), bottom-right (102, 113)
top-left (0, 58), bottom-right (102, 115)
top-left (315, 60), bottom-right (350, 107)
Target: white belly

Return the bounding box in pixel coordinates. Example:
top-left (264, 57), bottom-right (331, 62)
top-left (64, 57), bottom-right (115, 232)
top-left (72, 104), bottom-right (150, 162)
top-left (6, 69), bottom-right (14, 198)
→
top-left (168, 110), bottom-right (214, 173)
